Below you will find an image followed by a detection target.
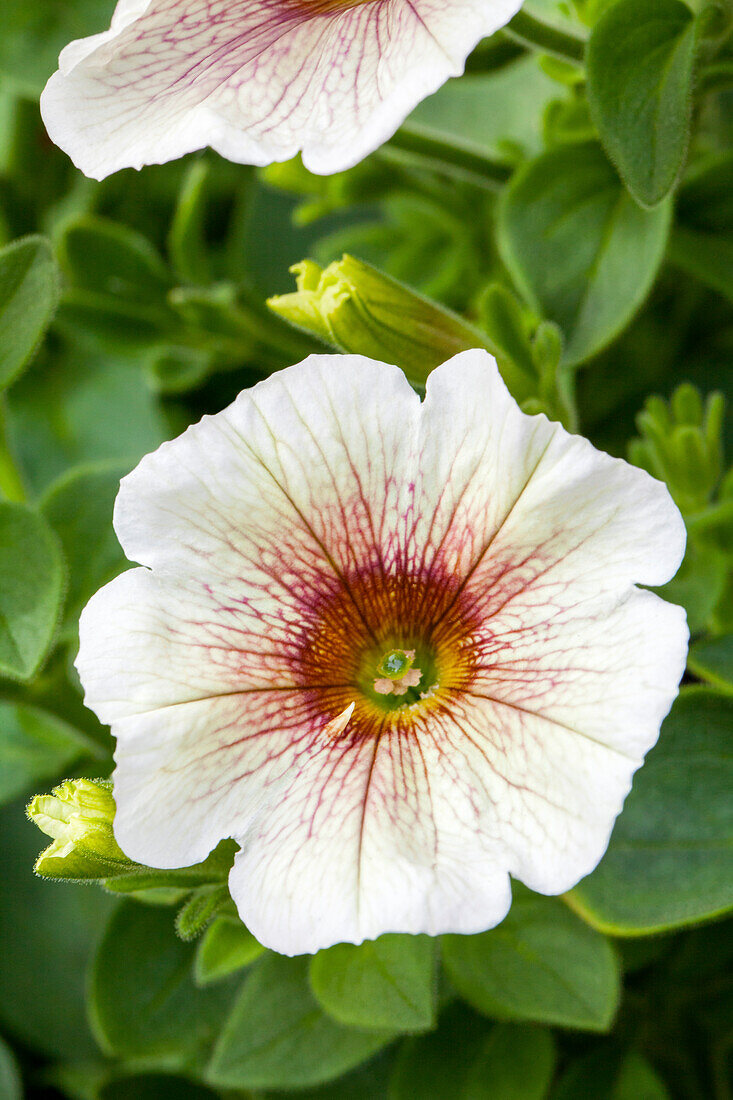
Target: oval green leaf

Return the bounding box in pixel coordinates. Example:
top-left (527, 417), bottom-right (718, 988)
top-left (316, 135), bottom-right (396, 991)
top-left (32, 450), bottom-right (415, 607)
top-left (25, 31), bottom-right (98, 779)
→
top-left (41, 462), bottom-right (127, 637)
top-left (688, 634), bottom-right (733, 694)
top-left (310, 934), bottom-right (436, 1032)
top-left (442, 890), bottom-right (620, 1032)
top-left (0, 236), bottom-right (59, 392)
top-left (569, 687), bottom-right (733, 934)
top-left (194, 917), bottom-right (266, 986)
top-left (587, 0), bottom-right (697, 207)
top-left (89, 901), bottom-right (236, 1066)
top-left (498, 142), bottom-right (671, 367)
top-left (207, 954), bottom-right (394, 1090)
top-left (0, 700), bottom-right (97, 805)
top-left (0, 502), bottom-right (64, 680)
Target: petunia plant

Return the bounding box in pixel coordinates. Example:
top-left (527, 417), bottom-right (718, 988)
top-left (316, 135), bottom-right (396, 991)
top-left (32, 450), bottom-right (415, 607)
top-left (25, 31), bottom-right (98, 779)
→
top-left (0, 0), bottom-right (730, 1098)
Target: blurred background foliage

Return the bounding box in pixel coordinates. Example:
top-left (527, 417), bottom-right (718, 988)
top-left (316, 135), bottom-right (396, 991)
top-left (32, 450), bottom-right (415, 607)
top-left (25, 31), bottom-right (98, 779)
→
top-left (0, 0), bottom-right (731, 1097)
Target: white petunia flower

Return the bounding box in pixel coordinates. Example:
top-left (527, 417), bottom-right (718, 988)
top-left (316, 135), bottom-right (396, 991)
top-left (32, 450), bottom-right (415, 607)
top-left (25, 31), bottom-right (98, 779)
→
top-left (40, 0), bottom-right (523, 180)
top-left (76, 351), bottom-right (688, 955)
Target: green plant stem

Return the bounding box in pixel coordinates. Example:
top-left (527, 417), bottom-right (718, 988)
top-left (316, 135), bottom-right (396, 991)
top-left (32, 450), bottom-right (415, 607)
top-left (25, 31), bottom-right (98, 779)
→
top-left (504, 10), bottom-right (587, 64)
top-left (385, 125), bottom-right (513, 191)
top-left (464, 34), bottom-right (526, 75)
top-left (0, 401), bottom-right (26, 503)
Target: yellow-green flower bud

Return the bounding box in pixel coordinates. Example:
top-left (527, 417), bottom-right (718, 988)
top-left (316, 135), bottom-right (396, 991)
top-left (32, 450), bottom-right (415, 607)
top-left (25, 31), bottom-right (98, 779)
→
top-left (27, 778), bottom-right (133, 880)
top-left (267, 255), bottom-right (496, 387)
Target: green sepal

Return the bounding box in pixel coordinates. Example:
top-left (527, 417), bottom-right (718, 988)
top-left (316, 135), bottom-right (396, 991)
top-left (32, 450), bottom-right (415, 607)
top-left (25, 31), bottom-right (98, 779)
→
top-left (268, 254), bottom-right (495, 388)
top-left (175, 885), bottom-right (231, 942)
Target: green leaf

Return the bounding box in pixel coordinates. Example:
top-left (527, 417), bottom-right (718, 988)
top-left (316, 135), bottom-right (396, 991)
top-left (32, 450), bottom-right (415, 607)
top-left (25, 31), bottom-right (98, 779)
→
top-left (207, 954), bottom-right (395, 1090)
top-left (498, 142), bottom-right (671, 366)
top-left (89, 901), bottom-right (237, 1066)
top-left (58, 216), bottom-right (172, 301)
top-left (688, 634), bottom-right (733, 694)
top-left (0, 236), bottom-right (59, 391)
top-left (99, 1074), bottom-right (220, 1100)
top-left (462, 1023), bottom-right (556, 1100)
top-left (0, 700), bottom-right (96, 805)
top-left (553, 1048), bottom-right (670, 1100)
top-left (0, 501), bottom-right (64, 680)
top-left (570, 688), bottom-right (733, 933)
top-left (41, 462), bottom-right (127, 636)
top-left (442, 891), bottom-right (620, 1031)
top-left (194, 917), bottom-right (266, 986)
top-left (0, 798), bottom-right (113, 1060)
top-left (0, 0), bottom-right (114, 95)
top-left (586, 0), bottom-right (697, 207)
top-left (670, 154), bottom-right (733, 302)
top-left (657, 539), bottom-right (728, 634)
top-left (6, 344), bottom-right (167, 497)
top-left (310, 934), bottom-right (437, 1032)
top-left (0, 1036), bottom-right (22, 1100)
top-left (389, 1003), bottom-right (491, 1099)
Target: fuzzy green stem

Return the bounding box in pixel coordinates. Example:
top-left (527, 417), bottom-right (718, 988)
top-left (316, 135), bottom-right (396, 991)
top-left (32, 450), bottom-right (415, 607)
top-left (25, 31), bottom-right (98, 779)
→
top-left (504, 10), bottom-right (587, 64)
top-left (385, 125), bottom-right (513, 190)
top-left (464, 34), bottom-right (526, 74)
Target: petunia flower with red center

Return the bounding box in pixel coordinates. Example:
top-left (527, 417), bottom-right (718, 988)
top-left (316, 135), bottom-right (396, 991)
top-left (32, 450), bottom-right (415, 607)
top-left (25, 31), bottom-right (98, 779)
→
top-left (40, 0), bottom-right (522, 180)
top-left (76, 351), bottom-right (688, 955)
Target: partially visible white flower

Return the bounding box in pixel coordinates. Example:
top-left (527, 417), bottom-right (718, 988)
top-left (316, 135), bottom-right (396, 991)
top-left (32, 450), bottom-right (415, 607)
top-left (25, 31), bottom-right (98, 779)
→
top-left (76, 350), bottom-right (688, 955)
top-left (40, 0), bottom-right (522, 180)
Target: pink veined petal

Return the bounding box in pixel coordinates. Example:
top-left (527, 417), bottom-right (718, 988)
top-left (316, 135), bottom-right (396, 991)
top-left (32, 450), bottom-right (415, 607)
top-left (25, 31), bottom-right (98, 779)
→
top-left (40, 0), bottom-right (523, 180)
top-left (77, 350), bottom-right (688, 954)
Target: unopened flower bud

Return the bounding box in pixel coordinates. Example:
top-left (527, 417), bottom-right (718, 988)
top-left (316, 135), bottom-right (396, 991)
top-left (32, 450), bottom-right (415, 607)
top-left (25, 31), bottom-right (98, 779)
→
top-left (27, 778), bottom-right (132, 880)
top-left (267, 255), bottom-right (495, 387)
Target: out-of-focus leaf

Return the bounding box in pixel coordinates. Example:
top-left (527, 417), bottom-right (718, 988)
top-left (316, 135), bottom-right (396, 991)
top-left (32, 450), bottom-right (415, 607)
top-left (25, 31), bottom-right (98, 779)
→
top-left (586, 0), bottom-right (697, 207)
top-left (267, 1049), bottom-right (393, 1100)
top-left (6, 345), bottom-right (167, 496)
top-left (207, 954), bottom-right (394, 1090)
top-left (442, 891), bottom-right (620, 1032)
top-left (0, 799), bottom-right (113, 1059)
top-left (463, 1023), bottom-right (556, 1100)
top-left (570, 688), bottom-right (733, 933)
top-left (498, 142), bottom-right (671, 366)
top-left (194, 917), bottom-right (266, 986)
top-left (688, 634), bottom-right (733, 693)
top-left (89, 901), bottom-right (236, 1067)
top-left (658, 539), bottom-right (728, 634)
top-left (100, 1074), bottom-right (220, 1100)
top-left (310, 934), bottom-right (437, 1032)
top-left (58, 216), bottom-right (172, 300)
top-left (670, 154), bottom-right (733, 302)
top-left (0, 1035), bottom-right (22, 1100)
top-left (0, 700), bottom-right (96, 805)
top-left (0, 0), bottom-right (114, 95)
top-left (552, 1047), bottom-right (670, 1100)
top-left (0, 501), bottom-right (64, 680)
top-left (388, 1003), bottom-right (491, 1099)
top-left (41, 462), bottom-right (127, 635)
top-left (56, 216), bottom-right (174, 352)
top-left (0, 236), bottom-right (59, 391)
top-left (410, 56), bottom-right (559, 160)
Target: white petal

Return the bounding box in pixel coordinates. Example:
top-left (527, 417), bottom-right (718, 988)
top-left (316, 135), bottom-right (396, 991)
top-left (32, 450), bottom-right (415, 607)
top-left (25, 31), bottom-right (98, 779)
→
top-left (41, 0), bottom-right (523, 179)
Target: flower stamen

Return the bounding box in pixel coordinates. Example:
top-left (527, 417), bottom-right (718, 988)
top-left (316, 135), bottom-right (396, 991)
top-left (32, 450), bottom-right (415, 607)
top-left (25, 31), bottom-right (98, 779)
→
top-left (373, 648), bottom-right (423, 697)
